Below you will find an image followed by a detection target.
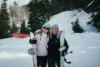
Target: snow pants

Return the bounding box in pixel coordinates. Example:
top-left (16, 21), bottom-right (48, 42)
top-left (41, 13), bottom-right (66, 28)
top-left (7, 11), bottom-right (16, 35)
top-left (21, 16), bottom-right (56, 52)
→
top-left (48, 57), bottom-right (60, 67)
top-left (37, 56), bottom-right (47, 67)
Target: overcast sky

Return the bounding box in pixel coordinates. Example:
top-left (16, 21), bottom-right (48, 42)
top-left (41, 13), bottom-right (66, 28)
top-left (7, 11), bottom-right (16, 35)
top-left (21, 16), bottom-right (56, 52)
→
top-left (0, 0), bottom-right (30, 6)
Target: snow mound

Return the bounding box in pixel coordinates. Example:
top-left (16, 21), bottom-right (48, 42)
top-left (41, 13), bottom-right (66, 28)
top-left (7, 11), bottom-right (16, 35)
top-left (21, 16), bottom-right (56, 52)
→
top-left (48, 10), bottom-right (97, 34)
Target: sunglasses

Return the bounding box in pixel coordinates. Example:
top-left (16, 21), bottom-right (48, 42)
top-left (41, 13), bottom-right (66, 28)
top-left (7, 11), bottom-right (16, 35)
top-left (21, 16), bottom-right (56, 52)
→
top-left (43, 27), bottom-right (50, 30)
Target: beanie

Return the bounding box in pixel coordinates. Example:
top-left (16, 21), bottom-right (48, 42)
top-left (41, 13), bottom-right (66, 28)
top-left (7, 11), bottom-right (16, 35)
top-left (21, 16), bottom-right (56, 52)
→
top-left (51, 24), bottom-right (59, 29)
top-left (42, 23), bottom-right (51, 29)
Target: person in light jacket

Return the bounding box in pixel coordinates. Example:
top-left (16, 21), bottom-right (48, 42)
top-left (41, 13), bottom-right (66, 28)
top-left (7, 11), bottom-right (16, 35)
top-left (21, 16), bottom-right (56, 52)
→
top-left (29, 23), bottom-right (51, 67)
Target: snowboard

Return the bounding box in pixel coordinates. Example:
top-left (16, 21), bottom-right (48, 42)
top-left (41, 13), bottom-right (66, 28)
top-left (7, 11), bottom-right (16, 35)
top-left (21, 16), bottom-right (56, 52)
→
top-left (60, 30), bottom-right (72, 67)
top-left (28, 32), bottom-right (37, 67)
top-left (12, 32), bottom-right (37, 67)
top-left (60, 30), bottom-right (66, 67)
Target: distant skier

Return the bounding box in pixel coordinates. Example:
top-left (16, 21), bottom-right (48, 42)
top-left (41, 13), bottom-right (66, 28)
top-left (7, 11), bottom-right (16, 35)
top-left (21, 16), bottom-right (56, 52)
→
top-left (47, 24), bottom-right (69, 67)
top-left (29, 23), bottom-right (51, 67)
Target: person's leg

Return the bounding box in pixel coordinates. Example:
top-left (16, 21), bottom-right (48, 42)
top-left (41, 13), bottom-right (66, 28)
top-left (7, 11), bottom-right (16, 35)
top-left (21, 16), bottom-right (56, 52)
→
top-left (37, 56), bottom-right (41, 67)
top-left (56, 60), bottom-right (60, 67)
top-left (41, 56), bottom-right (47, 67)
top-left (56, 56), bottom-right (60, 67)
top-left (48, 57), bottom-right (55, 67)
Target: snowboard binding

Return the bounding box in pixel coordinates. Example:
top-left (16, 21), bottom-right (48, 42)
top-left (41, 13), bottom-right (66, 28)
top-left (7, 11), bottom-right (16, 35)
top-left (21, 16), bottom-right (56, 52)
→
top-left (28, 48), bottom-right (35, 55)
top-left (64, 51), bottom-right (73, 64)
top-left (64, 58), bottom-right (71, 64)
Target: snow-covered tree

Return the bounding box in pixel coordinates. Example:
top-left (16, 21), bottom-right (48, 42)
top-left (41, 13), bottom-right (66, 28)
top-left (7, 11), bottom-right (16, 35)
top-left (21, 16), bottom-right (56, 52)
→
top-left (0, 0), bottom-right (10, 39)
top-left (86, 0), bottom-right (100, 31)
top-left (27, 0), bottom-right (51, 32)
top-left (72, 19), bottom-right (84, 33)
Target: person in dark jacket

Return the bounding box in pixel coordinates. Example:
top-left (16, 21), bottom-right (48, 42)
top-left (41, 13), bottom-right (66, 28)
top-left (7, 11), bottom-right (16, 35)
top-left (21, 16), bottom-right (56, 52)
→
top-left (47, 24), bottom-right (69, 67)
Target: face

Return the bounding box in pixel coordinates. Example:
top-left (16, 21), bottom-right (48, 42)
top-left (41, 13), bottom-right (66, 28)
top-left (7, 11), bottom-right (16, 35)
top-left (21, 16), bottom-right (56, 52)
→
top-left (51, 28), bottom-right (58, 35)
top-left (42, 27), bottom-right (49, 33)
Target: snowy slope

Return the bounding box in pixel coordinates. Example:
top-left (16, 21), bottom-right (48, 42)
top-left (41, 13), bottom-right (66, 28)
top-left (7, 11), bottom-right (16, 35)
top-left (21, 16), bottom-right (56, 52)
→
top-left (64, 32), bottom-right (100, 67)
top-left (0, 9), bottom-right (100, 67)
top-left (0, 37), bottom-right (33, 67)
top-left (47, 10), bottom-right (100, 67)
top-left (48, 10), bottom-right (97, 34)
top-left (0, 33), bottom-right (100, 67)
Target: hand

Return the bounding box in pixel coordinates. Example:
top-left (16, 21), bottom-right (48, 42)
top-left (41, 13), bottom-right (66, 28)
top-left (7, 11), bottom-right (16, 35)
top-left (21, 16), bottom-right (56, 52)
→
top-left (58, 46), bottom-right (66, 52)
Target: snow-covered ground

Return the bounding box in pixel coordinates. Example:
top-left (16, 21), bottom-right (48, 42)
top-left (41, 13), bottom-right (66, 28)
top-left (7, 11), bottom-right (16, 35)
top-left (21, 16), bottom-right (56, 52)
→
top-left (64, 32), bottom-right (100, 67)
top-left (48, 10), bottom-right (97, 33)
top-left (48, 10), bottom-right (100, 67)
top-left (0, 10), bottom-right (100, 67)
top-left (0, 32), bottom-right (100, 67)
top-left (0, 38), bottom-right (33, 67)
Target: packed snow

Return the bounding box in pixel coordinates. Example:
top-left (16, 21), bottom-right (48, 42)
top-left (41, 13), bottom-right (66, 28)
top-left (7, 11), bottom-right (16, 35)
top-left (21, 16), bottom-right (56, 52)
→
top-left (48, 10), bottom-right (97, 33)
top-left (48, 10), bottom-right (100, 67)
top-left (0, 38), bottom-right (33, 67)
top-left (64, 32), bottom-right (100, 67)
top-left (0, 10), bottom-right (100, 67)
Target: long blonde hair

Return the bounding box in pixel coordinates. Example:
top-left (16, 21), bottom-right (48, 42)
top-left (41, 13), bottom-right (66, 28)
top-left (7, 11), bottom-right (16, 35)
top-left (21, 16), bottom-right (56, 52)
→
top-left (34, 29), bottom-right (50, 40)
top-left (50, 30), bottom-right (61, 39)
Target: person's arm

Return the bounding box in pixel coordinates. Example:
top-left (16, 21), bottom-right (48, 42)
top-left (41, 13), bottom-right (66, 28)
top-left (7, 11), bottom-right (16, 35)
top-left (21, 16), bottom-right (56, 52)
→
top-left (29, 29), bottom-right (41, 44)
top-left (58, 39), bottom-right (69, 52)
top-left (63, 39), bottom-right (69, 53)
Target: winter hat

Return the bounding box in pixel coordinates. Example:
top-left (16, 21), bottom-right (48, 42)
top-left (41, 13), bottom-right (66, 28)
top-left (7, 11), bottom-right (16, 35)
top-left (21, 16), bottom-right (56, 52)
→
top-left (51, 24), bottom-right (59, 29)
top-left (42, 23), bottom-right (51, 29)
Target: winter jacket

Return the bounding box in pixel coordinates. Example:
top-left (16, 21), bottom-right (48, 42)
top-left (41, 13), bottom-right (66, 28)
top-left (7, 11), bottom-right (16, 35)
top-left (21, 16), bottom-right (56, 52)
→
top-left (47, 33), bottom-right (69, 61)
top-left (29, 30), bottom-right (49, 56)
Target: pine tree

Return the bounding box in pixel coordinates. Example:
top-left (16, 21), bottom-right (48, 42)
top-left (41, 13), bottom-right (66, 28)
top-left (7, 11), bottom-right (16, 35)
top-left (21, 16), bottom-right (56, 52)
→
top-left (72, 19), bottom-right (84, 33)
top-left (27, 0), bottom-right (51, 32)
top-left (88, 11), bottom-right (100, 31)
top-left (27, 0), bottom-right (100, 32)
top-left (10, 23), bottom-right (19, 34)
top-left (28, 0), bottom-right (44, 32)
top-left (86, 0), bottom-right (100, 31)
top-left (20, 21), bottom-right (30, 34)
top-left (50, 0), bottom-right (83, 15)
top-left (20, 21), bottom-right (27, 33)
top-left (0, 0), bottom-right (10, 39)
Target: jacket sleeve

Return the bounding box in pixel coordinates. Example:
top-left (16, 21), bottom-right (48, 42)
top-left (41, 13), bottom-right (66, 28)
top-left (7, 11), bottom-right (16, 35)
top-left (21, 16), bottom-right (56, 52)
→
top-left (64, 38), bottom-right (69, 52)
top-left (29, 30), bottom-right (40, 44)
top-left (62, 39), bottom-right (69, 56)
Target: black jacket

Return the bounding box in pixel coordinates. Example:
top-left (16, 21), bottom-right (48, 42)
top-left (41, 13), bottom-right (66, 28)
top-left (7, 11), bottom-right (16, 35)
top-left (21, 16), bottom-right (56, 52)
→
top-left (47, 34), bottom-right (69, 61)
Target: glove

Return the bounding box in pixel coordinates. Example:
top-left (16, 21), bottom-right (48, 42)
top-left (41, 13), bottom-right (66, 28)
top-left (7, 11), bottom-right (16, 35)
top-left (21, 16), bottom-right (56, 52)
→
top-left (29, 38), bottom-right (37, 44)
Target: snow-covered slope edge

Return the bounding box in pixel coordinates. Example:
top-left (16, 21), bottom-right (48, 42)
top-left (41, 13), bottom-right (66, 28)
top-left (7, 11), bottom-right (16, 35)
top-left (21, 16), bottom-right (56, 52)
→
top-left (48, 10), bottom-right (97, 34)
